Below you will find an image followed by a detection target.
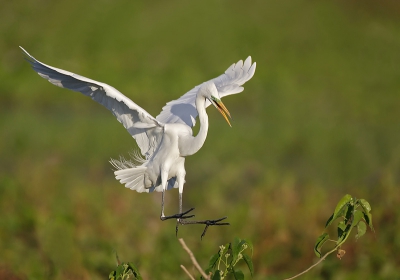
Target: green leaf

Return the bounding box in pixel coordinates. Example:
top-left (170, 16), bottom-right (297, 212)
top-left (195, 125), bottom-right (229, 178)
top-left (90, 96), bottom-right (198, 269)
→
top-left (356, 221), bottom-right (367, 240)
top-left (352, 210), bottom-right (364, 227)
top-left (232, 237), bottom-right (241, 264)
top-left (335, 194), bottom-right (353, 215)
top-left (127, 262), bottom-right (137, 270)
top-left (232, 269), bottom-right (244, 280)
top-left (243, 253), bottom-right (254, 276)
top-left (359, 199), bottom-right (371, 213)
top-left (337, 220), bottom-right (346, 239)
top-left (109, 270), bottom-right (116, 280)
top-left (314, 233), bottom-right (329, 258)
top-left (326, 194), bottom-right (352, 228)
top-left (212, 270), bottom-right (221, 280)
top-left (244, 239), bottom-right (254, 256)
top-left (208, 253), bottom-right (220, 271)
top-left (115, 264), bottom-right (125, 278)
top-left (127, 262), bottom-right (142, 279)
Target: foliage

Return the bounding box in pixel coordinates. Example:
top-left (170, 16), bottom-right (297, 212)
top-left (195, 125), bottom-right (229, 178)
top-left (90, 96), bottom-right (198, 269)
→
top-left (108, 195), bottom-right (374, 280)
top-left (314, 194), bottom-right (374, 258)
top-left (108, 252), bottom-right (142, 280)
top-left (282, 194), bottom-right (375, 279)
top-left (109, 262), bottom-right (142, 280)
top-left (205, 238), bottom-right (254, 280)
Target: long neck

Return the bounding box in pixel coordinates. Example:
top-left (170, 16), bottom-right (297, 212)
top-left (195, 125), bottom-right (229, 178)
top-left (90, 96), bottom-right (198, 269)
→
top-left (182, 94), bottom-right (209, 156)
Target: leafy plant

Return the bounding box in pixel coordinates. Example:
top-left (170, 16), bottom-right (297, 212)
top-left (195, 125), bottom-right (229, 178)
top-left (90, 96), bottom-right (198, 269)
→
top-left (204, 237), bottom-right (254, 280)
top-left (314, 194), bottom-right (374, 258)
top-left (284, 194), bottom-right (375, 280)
top-left (109, 253), bottom-right (142, 280)
top-left (108, 194), bottom-right (374, 280)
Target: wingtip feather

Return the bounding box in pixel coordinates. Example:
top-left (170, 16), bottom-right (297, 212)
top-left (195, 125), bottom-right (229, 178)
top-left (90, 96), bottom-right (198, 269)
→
top-left (248, 62), bottom-right (256, 79)
top-left (19, 46), bottom-right (32, 59)
top-left (243, 56), bottom-right (252, 70)
top-left (235, 59), bottom-right (244, 69)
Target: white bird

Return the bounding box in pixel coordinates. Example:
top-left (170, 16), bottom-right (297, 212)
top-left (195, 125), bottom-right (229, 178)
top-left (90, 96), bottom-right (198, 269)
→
top-left (21, 47), bottom-right (256, 237)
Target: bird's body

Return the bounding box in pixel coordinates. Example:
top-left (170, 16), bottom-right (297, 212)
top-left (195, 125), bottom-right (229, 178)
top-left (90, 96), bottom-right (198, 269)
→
top-left (21, 47), bottom-right (256, 231)
top-left (117, 122), bottom-right (189, 193)
top-left (111, 81), bottom-right (218, 199)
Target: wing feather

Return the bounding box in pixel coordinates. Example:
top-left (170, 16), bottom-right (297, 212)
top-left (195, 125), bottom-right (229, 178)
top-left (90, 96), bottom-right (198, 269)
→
top-left (20, 47), bottom-right (163, 158)
top-left (156, 56), bottom-right (256, 127)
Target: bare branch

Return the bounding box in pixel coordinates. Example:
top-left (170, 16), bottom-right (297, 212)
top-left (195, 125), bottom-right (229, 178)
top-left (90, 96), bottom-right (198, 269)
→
top-left (180, 265), bottom-right (195, 280)
top-left (179, 238), bottom-right (210, 280)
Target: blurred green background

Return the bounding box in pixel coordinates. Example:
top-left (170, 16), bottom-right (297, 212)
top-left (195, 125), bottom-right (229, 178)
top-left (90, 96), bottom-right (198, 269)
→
top-left (1, 0), bottom-right (400, 279)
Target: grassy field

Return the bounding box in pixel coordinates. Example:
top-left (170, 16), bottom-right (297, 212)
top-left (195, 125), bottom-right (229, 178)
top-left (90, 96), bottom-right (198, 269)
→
top-left (1, 0), bottom-right (400, 279)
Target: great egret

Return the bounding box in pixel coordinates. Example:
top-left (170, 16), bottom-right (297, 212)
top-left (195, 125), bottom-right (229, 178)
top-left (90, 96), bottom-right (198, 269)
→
top-left (21, 47), bottom-right (256, 237)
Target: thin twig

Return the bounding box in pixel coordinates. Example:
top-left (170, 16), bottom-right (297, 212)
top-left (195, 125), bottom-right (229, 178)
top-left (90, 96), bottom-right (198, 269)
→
top-left (283, 247), bottom-right (338, 280)
top-left (180, 265), bottom-right (195, 280)
top-left (179, 238), bottom-right (210, 280)
top-left (113, 249), bottom-right (121, 266)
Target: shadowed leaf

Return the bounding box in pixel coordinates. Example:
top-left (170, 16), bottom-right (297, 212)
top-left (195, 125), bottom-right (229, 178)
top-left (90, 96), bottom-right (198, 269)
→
top-left (232, 269), bottom-right (244, 280)
top-left (314, 233), bottom-right (329, 258)
top-left (212, 270), bottom-right (221, 280)
top-left (363, 211), bottom-right (374, 231)
top-left (325, 213), bottom-right (334, 228)
top-left (344, 203), bottom-right (354, 224)
top-left (243, 253), bottom-right (254, 276)
top-left (208, 253), bottom-right (220, 271)
top-left (337, 220), bottom-right (346, 239)
top-left (337, 224), bottom-right (352, 245)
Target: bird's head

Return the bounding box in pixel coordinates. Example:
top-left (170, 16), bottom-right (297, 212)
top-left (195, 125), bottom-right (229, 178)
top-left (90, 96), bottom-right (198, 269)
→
top-left (201, 82), bottom-right (232, 127)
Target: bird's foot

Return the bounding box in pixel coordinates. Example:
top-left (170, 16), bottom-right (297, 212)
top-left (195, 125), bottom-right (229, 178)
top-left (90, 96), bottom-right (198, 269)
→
top-left (178, 216), bottom-right (230, 239)
top-left (160, 207), bottom-right (195, 222)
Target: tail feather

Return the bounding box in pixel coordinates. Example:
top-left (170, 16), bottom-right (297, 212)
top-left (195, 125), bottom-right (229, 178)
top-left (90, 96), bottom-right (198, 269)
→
top-left (111, 155), bottom-right (178, 193)
top-left (114, 166), bottom-right (150, 193)
top-left (120, 175), bottom-right (138, 185)
top-left (126, 176), bottom-right (143, 189)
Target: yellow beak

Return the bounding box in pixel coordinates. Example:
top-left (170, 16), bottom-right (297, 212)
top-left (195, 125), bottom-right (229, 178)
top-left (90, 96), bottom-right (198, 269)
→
top-left (215, 99), bottom-right (232, 127)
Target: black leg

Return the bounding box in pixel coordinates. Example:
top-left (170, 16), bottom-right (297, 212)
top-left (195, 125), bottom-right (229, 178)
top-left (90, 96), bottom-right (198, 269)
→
top-left (161, 190), bottom-right (229, 239)
top-left (160, 207), bottom-right (195, 221)
top-left (160, 189), bottom-right (196, 221)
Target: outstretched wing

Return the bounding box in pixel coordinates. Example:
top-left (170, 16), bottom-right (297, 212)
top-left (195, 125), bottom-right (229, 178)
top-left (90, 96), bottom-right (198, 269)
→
top-left (156, 56), bottom-right (256, 127)
top-left (21, 47), bottom-right (163, 158)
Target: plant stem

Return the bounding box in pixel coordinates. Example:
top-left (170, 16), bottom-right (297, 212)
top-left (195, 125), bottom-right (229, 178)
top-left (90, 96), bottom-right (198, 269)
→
top-left (283, 247), bottom-right (338, 280)
top-left (179, 238), bottom-right (210, 280)
top-left (180, 265), bottom-right (195, 280)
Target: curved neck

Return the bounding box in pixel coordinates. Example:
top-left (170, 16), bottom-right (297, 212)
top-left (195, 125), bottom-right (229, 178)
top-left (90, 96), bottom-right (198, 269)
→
top-left (182, 95), bottom-right (209, 156)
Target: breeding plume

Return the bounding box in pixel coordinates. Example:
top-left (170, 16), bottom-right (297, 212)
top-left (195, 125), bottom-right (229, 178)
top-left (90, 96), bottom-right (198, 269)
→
top-left (21, 47), bottom-right (256, 237)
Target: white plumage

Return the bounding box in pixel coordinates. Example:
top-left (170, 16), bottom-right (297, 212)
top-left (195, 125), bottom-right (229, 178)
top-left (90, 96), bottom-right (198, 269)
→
top-left (21, 46), bottom-right (256, 222)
